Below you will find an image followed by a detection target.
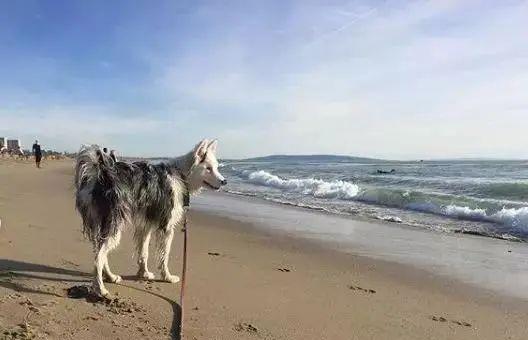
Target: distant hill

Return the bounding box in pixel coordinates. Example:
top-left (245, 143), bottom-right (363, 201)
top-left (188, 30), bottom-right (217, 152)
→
top-left (239, 154), bottom-right (385, 163)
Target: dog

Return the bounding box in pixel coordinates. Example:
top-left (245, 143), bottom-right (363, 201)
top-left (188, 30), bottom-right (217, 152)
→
top-left (74, 139), bottom-right (226, 297)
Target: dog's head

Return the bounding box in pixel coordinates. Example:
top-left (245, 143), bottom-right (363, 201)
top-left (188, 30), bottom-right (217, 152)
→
top-left (188, 139), bottom-right (226, 192)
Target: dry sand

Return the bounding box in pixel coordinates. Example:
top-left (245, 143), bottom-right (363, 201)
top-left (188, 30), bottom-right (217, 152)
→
top-left (0, 158), bottom-right (527, 339)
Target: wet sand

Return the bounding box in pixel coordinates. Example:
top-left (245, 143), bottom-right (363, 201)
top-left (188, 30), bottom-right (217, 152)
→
top-left (0, 158), bottom-right (527, 339)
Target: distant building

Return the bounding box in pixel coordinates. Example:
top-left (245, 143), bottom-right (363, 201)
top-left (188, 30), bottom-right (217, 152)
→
top-left (7, 139), bottom-right (21, 151)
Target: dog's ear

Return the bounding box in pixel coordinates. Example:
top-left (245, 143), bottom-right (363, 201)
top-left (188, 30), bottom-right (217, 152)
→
top-left (207, 139), bottom-right (218, 155)
top-left (194, 139), bottom-right (209, 163)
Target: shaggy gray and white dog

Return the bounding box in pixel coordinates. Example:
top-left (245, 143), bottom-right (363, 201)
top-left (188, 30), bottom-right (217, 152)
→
top-left (74, 139), bottom-right (226, 297)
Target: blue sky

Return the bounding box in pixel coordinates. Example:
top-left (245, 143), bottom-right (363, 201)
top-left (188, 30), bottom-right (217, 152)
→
top-left (1, 0), bottom-right (527, 159)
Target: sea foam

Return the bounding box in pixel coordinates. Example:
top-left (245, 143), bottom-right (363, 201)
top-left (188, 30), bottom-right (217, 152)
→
top-left (246, 170), bottom-right (360, 199)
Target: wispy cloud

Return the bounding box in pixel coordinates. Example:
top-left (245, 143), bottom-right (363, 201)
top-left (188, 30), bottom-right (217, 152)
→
top-left (304, 6), bottom-right (378, 47)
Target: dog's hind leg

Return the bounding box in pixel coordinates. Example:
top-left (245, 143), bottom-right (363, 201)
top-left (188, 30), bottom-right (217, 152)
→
top-left (94, 242), bottom-right (111, 297)
top-left (94, 230), bottom-right (121, 297)
top-left (135, 227), bottom-right (155, 280)
top-left (157, 227), bottom-right (180, 283)
top-left (103, 231), bottom-right (122, 284)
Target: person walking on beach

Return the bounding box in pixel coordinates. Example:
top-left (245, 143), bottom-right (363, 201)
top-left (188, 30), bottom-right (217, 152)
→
top-left (32, 140), bottom-right (42, 168)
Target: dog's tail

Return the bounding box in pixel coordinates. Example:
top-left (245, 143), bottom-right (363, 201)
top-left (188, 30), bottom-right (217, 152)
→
top-left (74, 145), bottom-right (113, 190)
top-left (74, 145), bottom-right (122, 243)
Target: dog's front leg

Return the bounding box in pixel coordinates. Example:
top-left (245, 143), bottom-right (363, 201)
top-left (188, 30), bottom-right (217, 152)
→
top-left (157, 227), bottom-right (180, 283)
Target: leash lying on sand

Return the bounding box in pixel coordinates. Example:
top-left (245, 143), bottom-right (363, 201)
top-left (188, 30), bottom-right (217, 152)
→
top-left (179, 190), bottom-right (191, 338)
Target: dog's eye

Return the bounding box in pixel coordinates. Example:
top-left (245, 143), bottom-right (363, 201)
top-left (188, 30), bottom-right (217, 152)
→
top-left (206, 167), bottom-right (212, 172)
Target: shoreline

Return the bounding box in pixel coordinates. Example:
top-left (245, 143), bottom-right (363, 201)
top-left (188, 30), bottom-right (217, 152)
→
top-left (195, 191), bottom-right (528, 301)
top-left (223, 188), bottom-right (527, 243)
top-left (1, 159), bottom-right (528, 339)
top-left (191, 207), bottom-right (528, 311)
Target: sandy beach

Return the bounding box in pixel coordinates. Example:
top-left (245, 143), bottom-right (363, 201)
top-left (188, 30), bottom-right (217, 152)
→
top-left (1, 158), bottom-right (528, 340)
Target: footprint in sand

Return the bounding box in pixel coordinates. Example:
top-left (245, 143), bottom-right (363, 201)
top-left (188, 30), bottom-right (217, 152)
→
top-left (452, 320), bottom-right (472, 327)
top-left (431, 316), bottom-right (447, 322)
top-left (234, 322), bottom-right (259, 334)
top-left (208, 252), bottom-right (221, 256)
top-left (28, 224), bottom-right (45, 230)
top-left (431, 315), bottom-right (472, 327)
top-left (348, 285), bottom-right (376, 294)
top-left (277, 268), bottom-right (291, 273)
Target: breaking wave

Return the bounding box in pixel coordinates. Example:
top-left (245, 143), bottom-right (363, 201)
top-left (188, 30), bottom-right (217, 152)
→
top-left (246, 170), bottom-right (360, 200)
top-left (237, 169), bottom-right (528, 237)
top-left (443, 205), bottom-right (528, 231)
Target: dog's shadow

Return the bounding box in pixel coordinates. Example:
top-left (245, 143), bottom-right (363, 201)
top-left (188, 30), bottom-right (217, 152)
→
top-left (0, 259), bottom-right (90, 297)
top-left (0, 259), bottom-right (182, 339)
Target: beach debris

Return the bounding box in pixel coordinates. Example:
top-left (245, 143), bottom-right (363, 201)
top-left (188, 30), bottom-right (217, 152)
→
top-left (276, 268), bottom-right (291, 273)
top-left (234, 322), bottom-right (258, 334)
top-left (348, 285), bottom-right (376, 294)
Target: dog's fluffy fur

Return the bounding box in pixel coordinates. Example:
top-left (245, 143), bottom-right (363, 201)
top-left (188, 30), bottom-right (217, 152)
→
top-left (74, 139), bottom-right (226, 296)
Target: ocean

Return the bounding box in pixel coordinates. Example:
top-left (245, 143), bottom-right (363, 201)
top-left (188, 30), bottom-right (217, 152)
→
top-left (219, 156), bottom-right (528, 242)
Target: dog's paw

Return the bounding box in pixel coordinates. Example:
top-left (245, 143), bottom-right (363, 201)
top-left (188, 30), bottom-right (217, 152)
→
top-left (107, 274), bottom-right (122, 284)
top-left (161, 273), bottom-right (180, 283)
top-left (137, 270), bottom-right (155, 281)
top-left (93, 285), bottom-right (111, 298)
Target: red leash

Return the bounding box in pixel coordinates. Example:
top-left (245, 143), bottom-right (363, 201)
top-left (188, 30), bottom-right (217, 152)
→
top-left (179, 208), bottom-right (189, 338)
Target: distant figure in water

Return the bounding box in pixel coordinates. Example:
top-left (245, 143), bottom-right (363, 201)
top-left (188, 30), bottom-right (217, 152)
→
top-left (32, 140), bottom-right (42, 168)
top-left (377, 169), bottom-right (396, 174)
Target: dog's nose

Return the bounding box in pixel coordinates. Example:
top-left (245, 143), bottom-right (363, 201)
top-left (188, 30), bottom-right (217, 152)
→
top-left (221, 179), bottom-right (227, 186)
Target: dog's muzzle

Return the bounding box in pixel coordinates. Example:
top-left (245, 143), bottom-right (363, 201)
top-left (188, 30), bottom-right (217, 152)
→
top-left (203, 179), bottom-right (227, 190)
